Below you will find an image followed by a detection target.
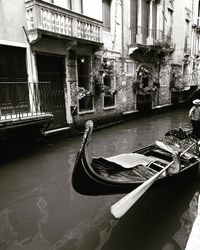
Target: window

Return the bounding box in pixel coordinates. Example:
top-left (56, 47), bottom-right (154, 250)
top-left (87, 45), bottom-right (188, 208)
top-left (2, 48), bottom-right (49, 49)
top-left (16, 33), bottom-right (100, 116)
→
top-left (43, 0), bottom-right (54, 3)
top-left (183, 62), bottom-right (189, 76)
top-left (77, 55), bottom-right (93, 112)
top-left (78, 95), bottom-right (93, 112)
top-left (102, 0), bottom-right (111, 31)
top-left (126, 61), bottom-right (135, 75)
top-left (72, 0), bottom-right (83, 13)
top-left (197, 35), bottom-right (200, 54)
top-left (103, 59), bottom-right (116, 108)
top-left (166, 8), bottom-right (173, 40)
top-left (51, 0), bottom-right (71, 9)
top-left (184, 20), bottom-right (190, 53)
top-left (66, 0), bottom-right (72, 9)
top-left (198, 0), bottom-right (200, 26)
top-left (0, 45), bottom-right (29, 115)
top-left (104, 92), bottom-right (115, 107)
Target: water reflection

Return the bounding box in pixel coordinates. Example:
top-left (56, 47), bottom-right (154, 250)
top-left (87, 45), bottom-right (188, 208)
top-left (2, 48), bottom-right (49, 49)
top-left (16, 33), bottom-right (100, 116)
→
top-left (100, 181), bottom-right (199, 250)
top-left (0, 195), bottom-right (52, 250)
top-left (0, 108), bottom-right (200, 250)
top-left (0, 186), bottom-right (119, 250)
top-left (59, 206), bottom-right (118, 250)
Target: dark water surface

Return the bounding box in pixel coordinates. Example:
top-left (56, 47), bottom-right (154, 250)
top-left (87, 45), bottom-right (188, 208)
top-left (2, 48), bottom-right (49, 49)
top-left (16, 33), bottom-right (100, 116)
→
top-left (0, 108), bottom-right (199, 250)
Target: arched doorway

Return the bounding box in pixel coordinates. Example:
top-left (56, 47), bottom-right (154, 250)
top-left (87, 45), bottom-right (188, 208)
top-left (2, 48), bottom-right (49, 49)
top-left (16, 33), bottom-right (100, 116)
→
top-left (136, 64), bottom-right (153, 112)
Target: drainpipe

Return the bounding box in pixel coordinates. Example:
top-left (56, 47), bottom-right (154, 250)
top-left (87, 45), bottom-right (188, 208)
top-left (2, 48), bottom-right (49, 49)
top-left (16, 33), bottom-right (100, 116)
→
top-left (23, 26), bottom-right (37, 113)
top-left (121, 0), bottom-right (125, 73)
top-left (163, 0), bottom-right (165, 37)
top-left (161, 0), bottom-right (166, 104)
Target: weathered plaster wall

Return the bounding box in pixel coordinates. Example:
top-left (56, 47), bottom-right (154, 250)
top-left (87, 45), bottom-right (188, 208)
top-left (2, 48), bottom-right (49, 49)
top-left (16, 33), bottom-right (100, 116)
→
top-left (172, 0), bottom-right (193, 65)
top-left (0, 0), bottom-right (27, 45)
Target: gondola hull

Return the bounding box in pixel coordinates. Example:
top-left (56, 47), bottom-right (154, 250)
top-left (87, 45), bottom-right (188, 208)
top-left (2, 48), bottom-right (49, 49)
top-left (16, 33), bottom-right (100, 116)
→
top-left (72, 121), bottom-right (200, 196)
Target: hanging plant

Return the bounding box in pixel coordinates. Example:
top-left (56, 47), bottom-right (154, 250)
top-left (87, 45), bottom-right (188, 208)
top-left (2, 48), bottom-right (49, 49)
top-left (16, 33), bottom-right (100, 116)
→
top-left (91, 55), bottom-right (115, 78)
top-left (90, 55), bottom-right (103, 86)
top-left (90, 54), bottom-right (120, 95)
top-left (138, 86), bottom-right (153, 96)
top-left (95, 83), bottom-right (105, 94)
top-left (132, 79), bottom-right (158, 95)
top-left (77, 87), bottom-right (92, 100)
top-left (104, 85), bottom-right (118, 96)
top-left (170, 66), bottom-right (183, 90)
top-left (132, 80), bottom-right (141, 92)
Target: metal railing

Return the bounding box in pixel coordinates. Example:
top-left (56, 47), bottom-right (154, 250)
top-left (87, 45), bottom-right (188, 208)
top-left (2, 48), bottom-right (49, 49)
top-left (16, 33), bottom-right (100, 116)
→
top-left (171, 72), bottom-right (200, 89)
top-left (130, 26), bottom-right (175, 49)
top-left (182, 73), bottom-right (200, 86)
top-left (0, 82), bottom-right (52, 121)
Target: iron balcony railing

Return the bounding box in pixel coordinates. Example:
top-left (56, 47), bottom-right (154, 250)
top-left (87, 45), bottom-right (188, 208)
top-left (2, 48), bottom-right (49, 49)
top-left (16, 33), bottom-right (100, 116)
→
top-left (130, 26), bottom-right (175, 50)
top-left (0, 82), bottom-right (52, 121)
top-left (171, 73), bottom-right (200, 89)
top-left (182, 73), bottom-right (200, 86)
top-left (25, 0), bottom-right (103, 44)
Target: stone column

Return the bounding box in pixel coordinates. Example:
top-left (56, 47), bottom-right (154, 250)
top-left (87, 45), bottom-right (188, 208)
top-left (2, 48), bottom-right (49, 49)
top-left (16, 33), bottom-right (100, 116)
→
top-left (64, 41), bottom-right (77, 125)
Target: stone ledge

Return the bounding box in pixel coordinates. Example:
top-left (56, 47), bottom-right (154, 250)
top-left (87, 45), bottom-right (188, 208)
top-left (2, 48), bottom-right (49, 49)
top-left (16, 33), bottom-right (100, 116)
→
top-left (123, 110), bottom-right (139, 115)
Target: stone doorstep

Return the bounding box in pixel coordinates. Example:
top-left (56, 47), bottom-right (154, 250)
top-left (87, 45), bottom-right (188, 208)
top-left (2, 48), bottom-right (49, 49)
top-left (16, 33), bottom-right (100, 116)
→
top-left (152, 103), bottom-right (173, 110)
top-left (123, 110), bottom-right (139, 115)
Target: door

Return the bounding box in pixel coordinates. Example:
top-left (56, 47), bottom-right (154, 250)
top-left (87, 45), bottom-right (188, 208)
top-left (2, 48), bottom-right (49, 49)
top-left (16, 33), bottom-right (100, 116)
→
top-left (36, 54), bottom-right (67, 129)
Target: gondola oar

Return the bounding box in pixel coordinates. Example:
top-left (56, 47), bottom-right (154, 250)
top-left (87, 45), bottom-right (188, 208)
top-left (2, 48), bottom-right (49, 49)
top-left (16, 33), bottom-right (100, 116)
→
top-left (110, 141), bottom-right (198, 219)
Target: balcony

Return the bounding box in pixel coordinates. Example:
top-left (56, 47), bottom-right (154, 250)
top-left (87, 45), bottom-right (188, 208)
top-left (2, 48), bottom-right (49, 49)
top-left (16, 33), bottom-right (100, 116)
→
top-left (25, 0), bottom-right (103, 46)
top-left (129, 26), bottom-right (175, 56)
top-left (182, 73), bottom-right (200, 87)
top-left (0, 82), bottom-right (53, 140)
top-left (170, 72), bottom-right (200, 105)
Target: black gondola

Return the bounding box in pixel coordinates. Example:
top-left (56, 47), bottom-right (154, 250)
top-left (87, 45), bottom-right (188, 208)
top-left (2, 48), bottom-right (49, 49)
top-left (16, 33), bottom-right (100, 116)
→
top-left (72, 120), bottom-right (200, 196)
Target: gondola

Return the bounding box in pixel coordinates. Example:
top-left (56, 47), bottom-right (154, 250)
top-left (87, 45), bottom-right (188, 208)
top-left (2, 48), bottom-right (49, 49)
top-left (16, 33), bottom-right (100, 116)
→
top-left (72, 120), bottom-right (200, 196)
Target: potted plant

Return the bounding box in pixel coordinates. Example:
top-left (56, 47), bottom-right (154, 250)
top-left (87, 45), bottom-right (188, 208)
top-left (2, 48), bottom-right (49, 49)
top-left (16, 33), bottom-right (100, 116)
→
top-left (91, 55), bottom-right (115, 95)
top-left (77, 87), bottom-right (92, 100)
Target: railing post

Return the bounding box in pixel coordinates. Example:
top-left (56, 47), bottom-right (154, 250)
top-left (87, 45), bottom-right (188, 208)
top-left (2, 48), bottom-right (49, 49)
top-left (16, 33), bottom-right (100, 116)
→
top-left (72, 17), bottom-right (77, 38)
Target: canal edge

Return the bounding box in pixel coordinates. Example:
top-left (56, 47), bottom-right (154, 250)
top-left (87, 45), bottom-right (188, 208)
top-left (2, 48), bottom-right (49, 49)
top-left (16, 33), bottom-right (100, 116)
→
top-left (185, 194), bottom-right (200, 250)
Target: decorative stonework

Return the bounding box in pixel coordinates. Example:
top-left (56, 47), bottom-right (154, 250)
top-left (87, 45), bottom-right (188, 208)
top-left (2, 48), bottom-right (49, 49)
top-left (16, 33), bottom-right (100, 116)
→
top-left (25, 0), bottom-right (103, 44)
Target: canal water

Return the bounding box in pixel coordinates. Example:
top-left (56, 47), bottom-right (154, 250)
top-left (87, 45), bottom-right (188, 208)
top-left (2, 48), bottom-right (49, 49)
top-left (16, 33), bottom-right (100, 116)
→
top-left (0, 108), bottom-right (199, 250)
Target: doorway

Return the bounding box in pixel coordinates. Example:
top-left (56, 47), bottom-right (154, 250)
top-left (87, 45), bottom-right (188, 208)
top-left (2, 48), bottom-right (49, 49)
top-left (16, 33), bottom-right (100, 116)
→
top-left (36, 54), bottom-right (67, 129)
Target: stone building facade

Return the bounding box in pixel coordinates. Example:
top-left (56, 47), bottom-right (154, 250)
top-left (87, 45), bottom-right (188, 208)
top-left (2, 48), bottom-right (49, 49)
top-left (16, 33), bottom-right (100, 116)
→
top-left (1, 0), bottom-right (200, 131)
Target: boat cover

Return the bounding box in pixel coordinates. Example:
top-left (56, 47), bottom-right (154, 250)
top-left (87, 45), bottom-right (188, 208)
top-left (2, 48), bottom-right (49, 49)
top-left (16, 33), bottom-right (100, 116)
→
top-left (97, 153), bottom-right (167, 169)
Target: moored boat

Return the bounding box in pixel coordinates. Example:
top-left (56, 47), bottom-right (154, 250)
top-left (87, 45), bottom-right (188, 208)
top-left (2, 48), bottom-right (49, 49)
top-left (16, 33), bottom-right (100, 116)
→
top-left (72, 121), bottom-right (200, 196)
